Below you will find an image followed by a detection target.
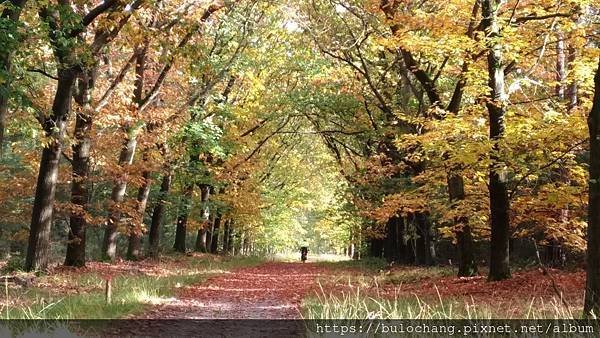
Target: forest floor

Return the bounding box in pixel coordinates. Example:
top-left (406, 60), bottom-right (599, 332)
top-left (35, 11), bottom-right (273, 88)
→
top-left (305, 260), bottom-right (586, 319)
top-left (130, 257), bottom-right (585, 320)
top-left (0, 255), bottom-right (586, 323)
top-left (137, 261), bottom-right (329, 319)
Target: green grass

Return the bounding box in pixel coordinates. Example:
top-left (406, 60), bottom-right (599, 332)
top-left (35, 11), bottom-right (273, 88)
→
top-left (1, 255), bottom-right (265, 319)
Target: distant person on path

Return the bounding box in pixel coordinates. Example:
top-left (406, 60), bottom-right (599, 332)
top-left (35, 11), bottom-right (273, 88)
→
top-left (299, 241), bottom-right (309, 262)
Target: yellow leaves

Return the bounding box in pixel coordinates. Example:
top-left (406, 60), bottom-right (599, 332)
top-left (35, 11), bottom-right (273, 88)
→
top-left (512, 179), bottom-right (588, 252)
top-left (364, 192), bottom-right (429, 224)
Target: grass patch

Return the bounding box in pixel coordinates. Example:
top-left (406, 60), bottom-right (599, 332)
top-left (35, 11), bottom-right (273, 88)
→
top-left (315, 262), bottom-right (456, 291)
top-left (302, 285), bottom-right (576, 319)
top-left (0, 254), bottom-right (265, 319)
top-left (316, 257), bottom-right (388, 272)
top-left (382, 266), bottom-right (456, 285)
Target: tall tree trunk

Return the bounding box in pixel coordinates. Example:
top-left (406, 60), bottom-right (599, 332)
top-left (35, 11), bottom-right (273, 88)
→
top-left (102, 134), bottom-right (138, 261)
top-left (0, 0), bottom-right (27, 156)
top-left (222, 220), bottom-right (231, 255)
top-left (102, 41), bottom-right (148, 261)
top-left (584, 58), bottom-right (600, 317)
top-left (370, 238), bottom-right (383, 258)
top-left (174, 184), bottom-right (193, 253)
top-left (240, 231), bottom-right (246, 255)
top-left (126, 36), bottom-right (162, 260)
top-left (65, 68), bottom-right (96, 267)
top-left (482, 0), bottom-right (511, 281)
top-left (556, 32), bottom-right (566, 100)
top-left (353, 229), bottom-right (361, 260)
top-left (25, 67), bottom-right (77, 271)
top-left (127, 148), bottom-right (153, 260)
top-left (550, 30), bottom-right (569, 268)
top-left (63, 1), bottom-right (138, 266)
top-left (383, 217), bottom-right (399, 262)
top-left (567, 45), bottom-right (578, 111)
top-left (210, 214), bottom-right (222, 254)
top-left (234, 229), bottom-right (243, 256)
top-left (148, 171), bottom-right (171, 258)
top-left (448, 174), bottom-right (478, 276)
top-left (399, 217), bottom-right (413, 264)
top-left (127, 169), bottom-right (151, 260)
top-left (415, 213), bottom-right (432, 266)
top-left (195, 185), bottom-right (210, 252)
top-left (227, 220), bottom-right (235, 254)
top-left (206, 212), bottom-right (215, 252)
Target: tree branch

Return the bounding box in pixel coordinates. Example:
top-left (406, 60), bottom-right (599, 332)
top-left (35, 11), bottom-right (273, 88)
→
top-left (27, 68), bottom-right (58, 81)
top-left (513, 12), bottom-right (575, 24)
top-left (138, 1), bottom-right (228, 113)
top-left (94, 52), bottom-right (137, 112)
top-left (81, 0), bottom-right (120, 28)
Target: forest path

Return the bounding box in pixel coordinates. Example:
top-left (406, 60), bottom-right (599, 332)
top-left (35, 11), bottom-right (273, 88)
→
top-left (138, 261), bottom-right (329, 319)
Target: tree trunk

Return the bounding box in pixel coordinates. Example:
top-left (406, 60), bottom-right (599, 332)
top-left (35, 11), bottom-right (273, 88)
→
top-left (174, 184), bottom-right (193, 253)
top-left (406, 239), bottom-right (416, 265)
top-left (210, 215), bottom-right (222, 254)
top-left (173, 214), bottom-right (188, 253)
top-left (25, 67), bottom-right (77, 271)
top-left (584, 58), bottom-right (600, 317)
top-left (482, 0), bottom-right (511, 281)
top-left (195, 229), bottom-right (208, 253)
top-left (127, 169), bottom-right (151, 260)
top-left (195, 185), bottom-right (211, 252)
top-left (65, 68), bottom-right (96, 267)
top-left (448, 174), bottom-right (478, 276)
top-left (567, 44), bottom-right (578, 111)
top-left (353, 229), bottom-right (361, 260)
top-left (0, 0), bottom-right (27, 156)
top-left (415, 213), bottom-right (432, 266)
top-left (400, 217), bottom-right (414, 264)
top-left (234, 230), bottom-right (243, 256)
top-left (222, 220), bottom-right (231, 255)
top-left (206, 213), bottom-right (215, 252)
top-left (546, 239), bottom-right (563, 267)
top-left (240, 231), bottom-right (246, 255)
top-left (383, 217), bottom-right (399, 262)
top-left (103, 40), bottom-right (148, 261)
top-left (556, 32), bottom-right (566, 100)
top-left (369, 238), bottom-right (383, 258)
top-left (102, 134), bottom-right (138, 261)
top-left (148, 172), bottom-right (171, 258)
top-left (227, 221), bottom-right (235, 254)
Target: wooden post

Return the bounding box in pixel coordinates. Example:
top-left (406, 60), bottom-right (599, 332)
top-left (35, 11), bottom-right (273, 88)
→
top-left (105, 276), bottom-right (112, 304)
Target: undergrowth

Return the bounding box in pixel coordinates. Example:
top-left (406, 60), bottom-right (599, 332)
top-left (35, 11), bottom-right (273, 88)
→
top-left (302, 284), bottom-right (577, 320)
top-left (0, 254), bottom-right (264, 319)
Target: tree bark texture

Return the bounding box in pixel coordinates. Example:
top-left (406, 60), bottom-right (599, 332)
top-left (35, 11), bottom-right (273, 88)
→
top-left (26, 67), bottom-right (78, 271)
top-left (482, 0), bottom-right (511, 281)
top-left (148, 172), bottom-right (171, 258)
top-left (584, 57), bottom-right (600, 316)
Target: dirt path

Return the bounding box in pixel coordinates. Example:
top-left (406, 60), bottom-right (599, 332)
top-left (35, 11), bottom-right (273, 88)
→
top-left (139, 261), bottom-right (328, 319)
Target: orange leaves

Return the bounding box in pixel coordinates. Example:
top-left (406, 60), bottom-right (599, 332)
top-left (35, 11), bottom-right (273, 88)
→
top-left (366, 192), bottom-right (429, 224)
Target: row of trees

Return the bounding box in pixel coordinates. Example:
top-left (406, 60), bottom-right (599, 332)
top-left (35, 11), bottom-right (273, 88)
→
top-left (1, 0), bottom-right (600, 316)
top-left (285, 0), bottom-right (599, 314)
top-left (0, 0), bottom-right (354, 270)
